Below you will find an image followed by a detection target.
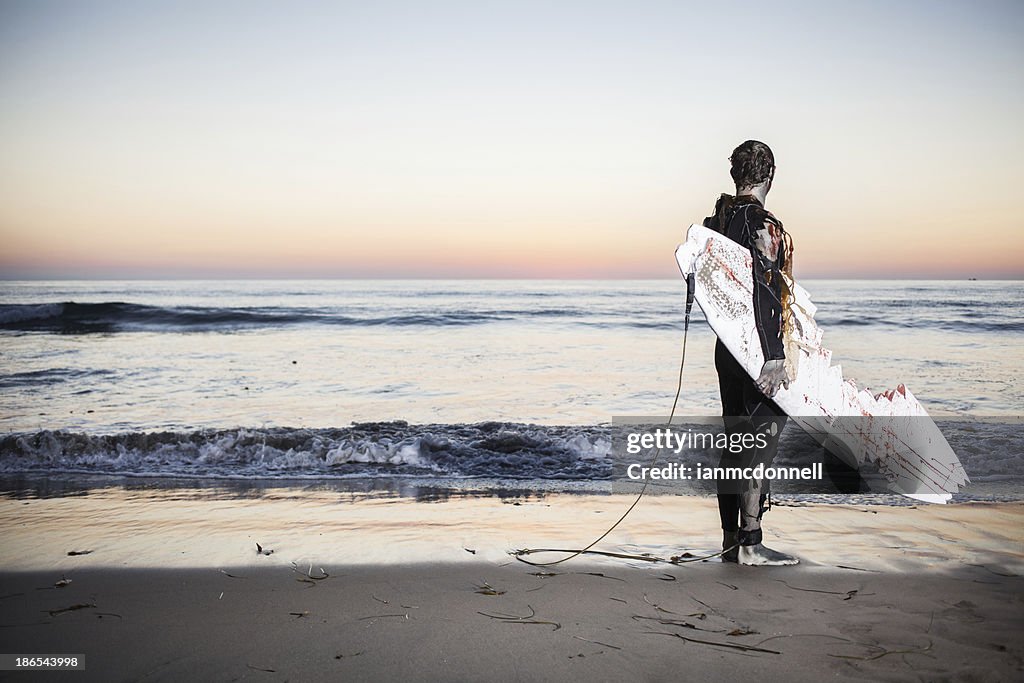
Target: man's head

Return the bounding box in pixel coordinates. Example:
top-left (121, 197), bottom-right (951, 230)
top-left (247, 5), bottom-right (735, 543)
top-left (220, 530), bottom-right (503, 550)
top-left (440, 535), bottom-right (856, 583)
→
top-left (729, 140), bottom-right (775, 193)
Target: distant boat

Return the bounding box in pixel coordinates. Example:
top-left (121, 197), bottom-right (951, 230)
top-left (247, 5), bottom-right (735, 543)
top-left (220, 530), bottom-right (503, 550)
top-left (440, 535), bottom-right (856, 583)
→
top-left (968, 277), bottom-right (978, 281)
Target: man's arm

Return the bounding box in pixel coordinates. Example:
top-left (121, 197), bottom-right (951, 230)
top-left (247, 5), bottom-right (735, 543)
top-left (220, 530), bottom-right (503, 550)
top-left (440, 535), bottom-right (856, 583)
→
top-left (746, 210), bottom-right (788, 396)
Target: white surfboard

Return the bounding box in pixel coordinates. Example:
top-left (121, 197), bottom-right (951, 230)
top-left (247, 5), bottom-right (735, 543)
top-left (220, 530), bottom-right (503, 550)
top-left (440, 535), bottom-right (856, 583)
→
top-left (675, 224), bottom-right (969, 503)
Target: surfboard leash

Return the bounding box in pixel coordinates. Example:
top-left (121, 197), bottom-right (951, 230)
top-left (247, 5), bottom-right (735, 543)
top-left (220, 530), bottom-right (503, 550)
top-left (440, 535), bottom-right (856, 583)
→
top-left (513, 274), bottom-right (736, 567)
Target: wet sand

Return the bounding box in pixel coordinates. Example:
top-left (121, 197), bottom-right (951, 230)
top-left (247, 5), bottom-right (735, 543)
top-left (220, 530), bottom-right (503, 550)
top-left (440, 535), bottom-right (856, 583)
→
top-left (0, 488), bottom-right (1021, 681)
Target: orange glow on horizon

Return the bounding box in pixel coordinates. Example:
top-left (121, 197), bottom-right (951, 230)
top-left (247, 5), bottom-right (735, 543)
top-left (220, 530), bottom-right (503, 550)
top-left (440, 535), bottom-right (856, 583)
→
top-left (1, 2), bottom-right (1021, 280)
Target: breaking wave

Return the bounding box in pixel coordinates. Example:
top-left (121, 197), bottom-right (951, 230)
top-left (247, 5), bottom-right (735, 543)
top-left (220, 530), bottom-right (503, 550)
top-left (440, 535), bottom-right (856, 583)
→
top-left (0, 422), bottom-right (614, 481)
top-left (0, 420), bottom-right (1018, 484)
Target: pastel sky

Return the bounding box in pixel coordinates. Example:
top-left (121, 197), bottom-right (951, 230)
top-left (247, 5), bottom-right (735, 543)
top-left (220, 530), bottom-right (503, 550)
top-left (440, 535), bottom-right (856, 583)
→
top-left (1, 0), bottom-right (1022, 279)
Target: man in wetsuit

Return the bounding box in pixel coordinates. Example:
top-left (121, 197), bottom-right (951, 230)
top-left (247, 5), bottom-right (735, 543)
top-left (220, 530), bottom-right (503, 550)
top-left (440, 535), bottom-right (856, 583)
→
top-left (703, 140), bottom-right (798, 566)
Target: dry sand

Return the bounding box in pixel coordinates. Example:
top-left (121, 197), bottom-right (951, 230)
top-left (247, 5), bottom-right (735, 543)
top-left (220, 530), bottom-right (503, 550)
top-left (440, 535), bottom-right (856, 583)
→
top-left (0, 487), bottom-right (1021, 681)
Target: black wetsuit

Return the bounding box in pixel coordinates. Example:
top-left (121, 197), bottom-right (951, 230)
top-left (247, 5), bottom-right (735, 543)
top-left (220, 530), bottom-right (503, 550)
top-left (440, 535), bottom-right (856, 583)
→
top-left (703, 194), bottom-right (788, 546)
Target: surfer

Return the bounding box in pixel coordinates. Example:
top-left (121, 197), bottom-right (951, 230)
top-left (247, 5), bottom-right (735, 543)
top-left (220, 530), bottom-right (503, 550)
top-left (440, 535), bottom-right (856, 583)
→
top-left (703, 140), bottom-right (798, 566)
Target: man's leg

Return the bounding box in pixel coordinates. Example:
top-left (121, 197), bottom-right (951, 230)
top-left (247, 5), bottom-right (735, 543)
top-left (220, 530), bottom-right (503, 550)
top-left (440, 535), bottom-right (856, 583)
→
top-left (736, 470), bottom-right (797, 564)
top-left (735, 384), bottom-right (798, 566)
top-left (717, 442), bottom-right (741, 562)
top-left (714, 341), bottom-right (743, 562)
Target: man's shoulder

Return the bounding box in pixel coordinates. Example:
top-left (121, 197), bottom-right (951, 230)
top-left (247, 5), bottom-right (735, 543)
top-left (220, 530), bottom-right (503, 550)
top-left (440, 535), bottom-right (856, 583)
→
top-left (702, 193), bottom-right (735, 230)
top-left (705, 194), bottom-right (784, 235)
top-left (734, 200), bottom-right (782, 229)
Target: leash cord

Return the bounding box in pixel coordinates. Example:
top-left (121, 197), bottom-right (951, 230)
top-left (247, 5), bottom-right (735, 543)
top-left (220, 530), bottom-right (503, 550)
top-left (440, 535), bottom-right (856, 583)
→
top-left (511, 274), bottom-right (735, 567)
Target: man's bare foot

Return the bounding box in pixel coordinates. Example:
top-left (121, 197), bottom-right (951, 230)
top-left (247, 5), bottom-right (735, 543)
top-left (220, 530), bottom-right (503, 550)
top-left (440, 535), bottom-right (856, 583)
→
top-left (738, 543), bottom-right (799, 566)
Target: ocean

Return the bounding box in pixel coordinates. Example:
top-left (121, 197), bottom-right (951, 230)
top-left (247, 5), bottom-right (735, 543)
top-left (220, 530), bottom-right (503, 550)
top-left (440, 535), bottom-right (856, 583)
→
top-left (0, 279), bottom-right (1021, 501)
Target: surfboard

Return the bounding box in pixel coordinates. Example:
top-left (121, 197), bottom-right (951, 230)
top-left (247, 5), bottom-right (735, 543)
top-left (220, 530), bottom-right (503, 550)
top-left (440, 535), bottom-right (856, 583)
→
top-left (675, 224), bottom-right (969, 503)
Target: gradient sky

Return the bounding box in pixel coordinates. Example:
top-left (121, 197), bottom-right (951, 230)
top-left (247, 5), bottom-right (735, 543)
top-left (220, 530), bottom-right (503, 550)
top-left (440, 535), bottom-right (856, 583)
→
top-left (1, 0), bottom-right (1022, 279)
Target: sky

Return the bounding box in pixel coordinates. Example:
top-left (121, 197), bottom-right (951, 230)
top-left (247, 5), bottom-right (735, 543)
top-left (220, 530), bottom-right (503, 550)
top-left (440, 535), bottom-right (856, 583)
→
top-left (1, 0), bottom-right (1022, 279)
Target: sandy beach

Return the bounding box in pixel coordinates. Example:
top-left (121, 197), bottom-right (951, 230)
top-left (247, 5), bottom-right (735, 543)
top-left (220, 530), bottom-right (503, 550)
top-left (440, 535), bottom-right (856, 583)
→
top-left (1, 487), bottom-right (1021, 681)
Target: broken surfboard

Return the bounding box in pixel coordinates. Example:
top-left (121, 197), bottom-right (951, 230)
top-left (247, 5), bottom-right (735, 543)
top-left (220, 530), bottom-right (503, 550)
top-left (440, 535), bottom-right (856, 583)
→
top-left (675, 223), bottom-right (969, 503)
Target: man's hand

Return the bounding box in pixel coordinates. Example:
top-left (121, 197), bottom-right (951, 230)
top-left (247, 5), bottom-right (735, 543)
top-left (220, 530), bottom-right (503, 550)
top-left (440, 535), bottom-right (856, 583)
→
top-left (756, 359), bottom-right (789, 398)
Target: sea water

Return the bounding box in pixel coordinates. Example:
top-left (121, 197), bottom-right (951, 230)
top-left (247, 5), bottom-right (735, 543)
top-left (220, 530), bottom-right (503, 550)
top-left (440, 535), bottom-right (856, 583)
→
top-left (0, 279), bottom-right (1021, 500)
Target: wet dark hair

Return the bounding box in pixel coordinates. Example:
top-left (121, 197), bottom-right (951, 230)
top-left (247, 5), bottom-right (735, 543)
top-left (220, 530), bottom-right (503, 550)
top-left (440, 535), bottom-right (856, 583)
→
top-left (729, 140), bottom-right (775, 189)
